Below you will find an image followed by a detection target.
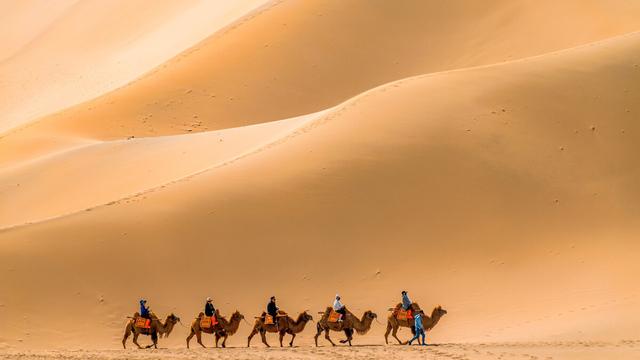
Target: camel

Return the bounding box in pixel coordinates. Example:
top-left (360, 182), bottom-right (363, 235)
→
top-left (247, 311), bottom-right (314, 347)
top-left (277, 311), bottom-right (314, 347)
top-left (186, 310), bottom-right (245, 348)
top-left (314, 307), bottom-right (377, 346)
top-left (384, 305), bottom-right (447, 345)
top-left (122, 312), bottom-right (180, 349)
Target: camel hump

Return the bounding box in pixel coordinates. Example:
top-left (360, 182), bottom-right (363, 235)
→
top-left (345, 307), bottom-right (354, 315)
top-left (197, 312), bottom-right (204, 318)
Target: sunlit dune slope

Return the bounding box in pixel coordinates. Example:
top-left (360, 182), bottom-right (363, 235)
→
top-left (0, 0), bottom-right (268, 134)
top-left (3, 0), bottom-right (640, 148)
top-left (0, 0), bottom-right (76, 62)
top-left (1, 31), bottom-right (639, 348)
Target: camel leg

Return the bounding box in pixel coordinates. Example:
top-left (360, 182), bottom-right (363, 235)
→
top-left (221, 333), bottom-right (229, 348)
top-left (247, 327), bottom-right (259, 347)
top-left (289, 332), bottom-right (296, 347)
top-left (151, 331), bottom-right (158, 349)
top-left (260, 329), bottom-right (270, 347)
top-left (122, 324), bottom-right (132, 349)
top-left (186, 328), bottom-right (194, 349)
top-left (384, 322), bottom-right (391, 345)
top-left (194, 329), bottom-right (205, 348)
top-left (132, 332), bottom-right (143, 349)
top-left (340, 329), bottom-right (353, 346)
top-left (392, 325), bottom-right (403, 345)
top-left (324, 328), bottom-right (336, 347)
top-left (339, 328), bottom-right (353, 344)
top-left (279, 330), bottom-right (285, 347)
top-left (314, 324), bottom-right (322, 347)
top-left (214, 332), bottom-right (220, 348)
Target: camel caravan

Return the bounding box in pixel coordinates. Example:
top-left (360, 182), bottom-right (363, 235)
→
top-left (122, 292), bottom-right (447, 349)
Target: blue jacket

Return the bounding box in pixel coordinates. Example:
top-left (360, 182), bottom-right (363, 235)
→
top-left (414, 313), bottom-right (423, 331)
top-left (140, 302), bottom-right (149, 317)
top-left (402, 294), bottom-right (412, 310)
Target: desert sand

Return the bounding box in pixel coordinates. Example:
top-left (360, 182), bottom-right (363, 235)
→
top-left (1, 1), bottom-right (639, 359)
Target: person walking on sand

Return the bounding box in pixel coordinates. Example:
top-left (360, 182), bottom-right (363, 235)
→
top-left (407, 311), bottom-right (426, 346)
top-left (333, 294), bottom-right (346, 321)
top-left (401, 290), bottom-right (412, 310)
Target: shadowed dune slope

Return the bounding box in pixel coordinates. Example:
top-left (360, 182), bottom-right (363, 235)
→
top-left (2, 0), bottom-right (640, 156)
top-left (0, 111), bottom-right (325, 229)
top-left (0, 31), bottom-right (639, 349)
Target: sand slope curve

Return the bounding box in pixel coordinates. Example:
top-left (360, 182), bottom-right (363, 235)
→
top-left (0, 30), bottom-right (639, 349)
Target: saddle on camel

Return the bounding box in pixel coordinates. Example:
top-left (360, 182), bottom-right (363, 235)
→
top-left (327, 309), bottom-right (342, 323)
top-left (261, 310), bottom-right (287, 326)
top-left (391, 302), bottom-right (421, 322)
top-left (134, 315), bottom-right (152, 329)
top-left (199, 314), bottom-right (219, 329)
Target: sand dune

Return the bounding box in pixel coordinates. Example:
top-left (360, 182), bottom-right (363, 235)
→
top-left (0, 0), bottom-right (268, 134)
top-left (0, 111), bottom-right (325, 229)
top-left (1, 0), bottom-right (639, 357)
top-left (3, 0), bottom-right (640, 168)
top-left (1, 25), bottom-right (639, 351)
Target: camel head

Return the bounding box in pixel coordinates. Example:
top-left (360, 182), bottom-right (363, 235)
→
top-left (433, 306), bottom-right (447, 318)
top-left (231, 311), bottom-right (244, 321)
top-left (364, 310), bottom-right (377, 320)
top-left (167, 313), bottom-right (180, 323)
top-left (354, 310), bottom-right (377, 335)
top-left (300, 311), bottom-right (314, 322)
top-left (162, 313), bottom-right (180, 338)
